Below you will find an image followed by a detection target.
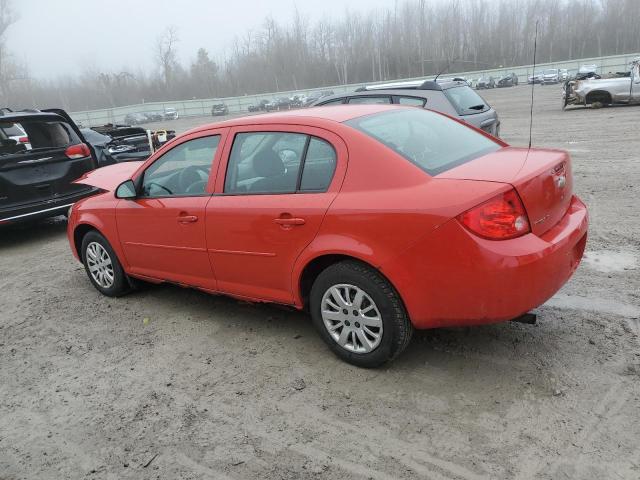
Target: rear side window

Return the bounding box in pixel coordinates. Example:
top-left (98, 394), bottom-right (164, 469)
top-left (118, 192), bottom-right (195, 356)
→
top-left (347, 96), bottom-right (392, 105)
top-left (443, 86), bottom-right (489, 115)
top-left (224, 132), bottom-right (336, 194)
top-left (345, 109), bottom-right (500, 176)
top-left (300, 138), bottom-right (337, 192)
top-left (397, 96), bottom-right (426, 107)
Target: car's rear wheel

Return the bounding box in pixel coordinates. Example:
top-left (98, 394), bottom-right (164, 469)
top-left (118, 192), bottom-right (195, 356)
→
top-left (81, 231), bottom-right (129, 297)
top-left (310, 261), bottom-right (413, 368)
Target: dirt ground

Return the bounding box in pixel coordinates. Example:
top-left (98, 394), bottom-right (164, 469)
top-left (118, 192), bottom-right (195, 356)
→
top-left (1, 85), bottom-right (639, 480)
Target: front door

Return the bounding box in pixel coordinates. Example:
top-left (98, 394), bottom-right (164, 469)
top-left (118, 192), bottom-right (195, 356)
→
top-left (206, 126), bottom-right (347, 303)
top-left (116, 131), bottom-right (226, 289)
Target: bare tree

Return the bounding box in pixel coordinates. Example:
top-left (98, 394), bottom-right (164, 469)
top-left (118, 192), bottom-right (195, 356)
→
top-left (155, 26), bottom-right (179, 89)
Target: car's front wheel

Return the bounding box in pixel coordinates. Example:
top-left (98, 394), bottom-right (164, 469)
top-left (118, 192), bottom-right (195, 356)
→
top-left (81, 231), bottom-right (130, 297)
top-left (310, 261), bottom-right (413, 368)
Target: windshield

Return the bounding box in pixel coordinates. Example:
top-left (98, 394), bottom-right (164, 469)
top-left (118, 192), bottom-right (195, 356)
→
top-left (345, 109), bottom-right (500, 176)
top-left (442, 86), bottom-right (489, 115)
top-left (544, 69), bottom-right (557, 75)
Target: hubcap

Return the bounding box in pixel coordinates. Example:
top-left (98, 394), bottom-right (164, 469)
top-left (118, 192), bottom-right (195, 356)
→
top-left (86, 242), bottom-right (115, 289)
top-left (321, 284), bottom-right (383, 354)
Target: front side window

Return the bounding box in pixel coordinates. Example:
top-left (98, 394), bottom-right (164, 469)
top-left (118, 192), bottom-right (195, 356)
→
top-left (141, 135), bottom-right (219, 197)
top-left (345, 109), bottom-right (500, 176)
top-left (224, 132), bottom-right (337, 194)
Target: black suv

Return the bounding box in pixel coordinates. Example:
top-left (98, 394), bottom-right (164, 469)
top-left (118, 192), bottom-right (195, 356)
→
top-left (0, 108), bottom-right (98, 225)
top-left (311, 80), bottom-right (500, 137)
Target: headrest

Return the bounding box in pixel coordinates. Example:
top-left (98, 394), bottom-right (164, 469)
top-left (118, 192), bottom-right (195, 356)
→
top-left (253, 150), bottom-right (285, 178)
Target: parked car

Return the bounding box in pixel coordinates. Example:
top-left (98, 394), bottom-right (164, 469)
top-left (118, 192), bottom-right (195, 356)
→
top-left (528, 72), bottom-right (543, 84)
top-left (559, 69), bottom-right (569, 81)
top-left (123, 113), bottom-right (148, 125)
top-left (211, 103), bottom-right (229, 116)
top-left (542, 69), bottom-right (560, 84)
top-left (0, 108), bottom-right (98, 225)
top-left (564, 57), bottom-right (640, 109)
top-left (143, 111), bottom-right (164, 122)
top-left (248, 99), bottom-right (277, 112)
top-left (311, 79), bottom-right (501, 137)
top-left (274, 97), bottom-right (292, 110)
top-left (476, 76), bottom-right (495, 89)
top-left (82, 125), bottom-right (175, 166)
top-left (67, 105), bottom-right (588, 367)
top-left (163, 108), bottom-right (179, 120)
top-left (497, 73), bottom-right (519, 87)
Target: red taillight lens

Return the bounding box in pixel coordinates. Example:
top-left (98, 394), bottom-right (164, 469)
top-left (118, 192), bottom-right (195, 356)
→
top-left (18, 136), bottom-right (29, 144)
top-left (65, 143), bottom-right (91, 159)
top-left (457, 189), bottom-right (530, 240)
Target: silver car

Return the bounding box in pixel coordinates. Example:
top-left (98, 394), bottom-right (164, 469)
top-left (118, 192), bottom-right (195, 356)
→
top-left (311, 79), bottom-right (500, 137)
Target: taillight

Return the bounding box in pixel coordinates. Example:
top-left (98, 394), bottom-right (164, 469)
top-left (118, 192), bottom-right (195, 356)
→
top-left (457, 189), bottom-right (530, 240)
top-left (18, 136), bottom-right (29, 144)
top-left (65, 143), bottom-right (91, 159)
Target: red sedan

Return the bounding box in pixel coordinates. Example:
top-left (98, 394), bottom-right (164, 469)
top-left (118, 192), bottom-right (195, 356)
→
top-left (67, 105), bottom-right (588, 367)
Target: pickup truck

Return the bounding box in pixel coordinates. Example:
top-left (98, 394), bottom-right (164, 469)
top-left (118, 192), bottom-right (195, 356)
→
top-left (563, 58), bottom-right (640, 109)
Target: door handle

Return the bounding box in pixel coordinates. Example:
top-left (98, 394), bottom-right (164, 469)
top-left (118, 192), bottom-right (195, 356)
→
top-left (177, 215), bottom-right (198, 223)
top-left (274, 217), bottom-right (306, 226)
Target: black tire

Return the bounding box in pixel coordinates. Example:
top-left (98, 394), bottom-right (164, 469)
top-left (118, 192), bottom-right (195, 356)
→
top-left (81, 230), bottom-right (130, 297)
top-left (309, 260), bottom-right (413, 368)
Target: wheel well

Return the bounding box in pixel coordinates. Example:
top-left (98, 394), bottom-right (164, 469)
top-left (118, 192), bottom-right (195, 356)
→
top-left (299, 254), bottom-right (374, 310)
top-left (73, 224), bottom-right (97, 262)
top-left (585, 90), bottom-right (612, 104)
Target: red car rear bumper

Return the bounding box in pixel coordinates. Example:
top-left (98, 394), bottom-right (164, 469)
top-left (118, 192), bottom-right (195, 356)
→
top-left (382, 195), bottom-right (588, 329)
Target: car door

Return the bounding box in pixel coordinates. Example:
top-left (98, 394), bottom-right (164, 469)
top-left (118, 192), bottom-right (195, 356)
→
top-left (116, 129), bottom-right (227, 289)
top-left (206, 125), bottom-right (347, 303)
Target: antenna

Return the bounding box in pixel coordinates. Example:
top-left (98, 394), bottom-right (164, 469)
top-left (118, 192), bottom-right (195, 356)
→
top-left (434, 58), bottom-right (454, 83)
top-left (528, 20), bottom-right (539, 149)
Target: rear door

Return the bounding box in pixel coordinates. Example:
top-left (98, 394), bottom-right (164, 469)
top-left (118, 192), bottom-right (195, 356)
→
top-left (0, 115), bottom-right (96, 211)
top-left (206, 125), bottom-right (347, 303)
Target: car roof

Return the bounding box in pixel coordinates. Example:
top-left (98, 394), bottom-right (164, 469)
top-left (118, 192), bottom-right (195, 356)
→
top-left (187, 104), bottom-right (413, 134)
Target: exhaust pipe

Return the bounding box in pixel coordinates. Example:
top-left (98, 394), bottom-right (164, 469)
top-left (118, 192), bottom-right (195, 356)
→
top-left (511, 313), bottom-right (537, 325)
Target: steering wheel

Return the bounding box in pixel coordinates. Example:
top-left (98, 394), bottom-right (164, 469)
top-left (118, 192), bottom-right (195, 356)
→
top-left (178, 165), bottom-right (209, 193)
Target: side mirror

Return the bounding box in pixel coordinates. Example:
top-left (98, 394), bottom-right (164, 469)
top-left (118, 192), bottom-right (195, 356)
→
top-left (115, 180), bottom-right (137, 199)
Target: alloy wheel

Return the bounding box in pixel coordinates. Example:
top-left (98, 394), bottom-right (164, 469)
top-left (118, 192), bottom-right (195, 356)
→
top-left (86, 242), bottom-right (115, 289)
top-left (321, 284), bottom-right (383, 354)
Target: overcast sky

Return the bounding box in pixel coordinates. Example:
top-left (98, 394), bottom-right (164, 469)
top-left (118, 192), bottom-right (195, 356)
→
top-left (6, 0), bottom-right (396, 79)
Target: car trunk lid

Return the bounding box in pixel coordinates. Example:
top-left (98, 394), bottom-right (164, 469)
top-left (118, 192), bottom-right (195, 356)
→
top-left (438, 147), bottom-right (573, 236)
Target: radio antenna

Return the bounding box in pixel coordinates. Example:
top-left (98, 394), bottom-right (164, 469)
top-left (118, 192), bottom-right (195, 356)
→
top-left (528, 20), bottom-right (539, 149)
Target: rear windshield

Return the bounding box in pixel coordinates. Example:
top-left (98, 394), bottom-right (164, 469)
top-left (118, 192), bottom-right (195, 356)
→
top-left (443, 86), bottom-right (489, 115)
top-left (345, 109), bottom-right (500, 176)
top-left (0, 119), bottom-right (81, 157)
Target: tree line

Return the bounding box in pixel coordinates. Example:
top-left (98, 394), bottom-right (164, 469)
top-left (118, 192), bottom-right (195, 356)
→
top-left (1, 0), bottom-right (639, 112)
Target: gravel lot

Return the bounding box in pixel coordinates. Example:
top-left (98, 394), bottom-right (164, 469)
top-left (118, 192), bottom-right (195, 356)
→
top-left (1, 85), bottom-right (639, 480)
